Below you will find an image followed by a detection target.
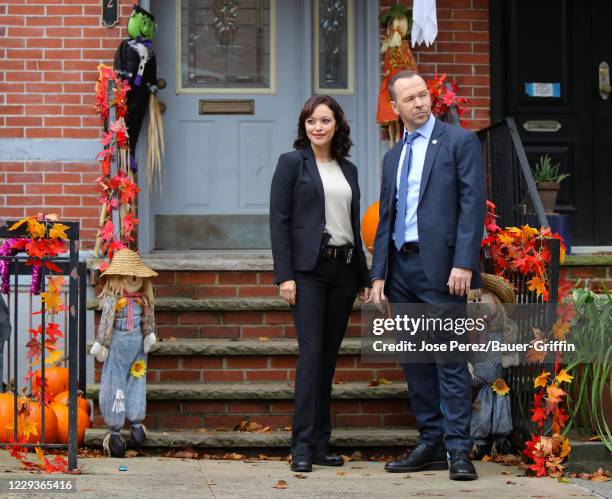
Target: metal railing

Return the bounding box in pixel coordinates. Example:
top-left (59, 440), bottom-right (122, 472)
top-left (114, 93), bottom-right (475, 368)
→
top-left (0, 221), bottom-right (86, 471)
top-left (476, 118), bottom-right (561, 446)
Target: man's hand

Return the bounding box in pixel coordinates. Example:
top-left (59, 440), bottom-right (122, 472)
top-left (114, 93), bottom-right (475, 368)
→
top-left (447, 267), bottom-right (472, 296)
top-left (279, 280), bottom-right (296, 306)
top-left (359, 287), bottom-right (372, 303)
top-left (372, 279), bottom-right (386, 311)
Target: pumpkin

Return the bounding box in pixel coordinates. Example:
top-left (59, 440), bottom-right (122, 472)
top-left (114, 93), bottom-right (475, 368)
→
top-left (53, 391), bottom-right (91, 416)
top-left (0, 392), bottom-right (16, 443)
top-left (32, 367), bottom-right (69, 398)
top-left (51, 402), bottom-right (90, 446)
top-left (26, 401), bottom-right (58, 444)
top-left (361, 201), bottom-right (380, 254)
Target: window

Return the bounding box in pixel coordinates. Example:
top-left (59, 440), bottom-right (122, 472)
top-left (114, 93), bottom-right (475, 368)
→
top-left (178, 0), bottom-right (276, 93)
top-left (314, 0), bottom-right (354, 94)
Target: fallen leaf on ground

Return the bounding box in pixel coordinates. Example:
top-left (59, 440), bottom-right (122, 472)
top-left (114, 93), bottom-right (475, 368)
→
top-left (336, 471), bottom-right (347, 476)
top-left (258, 336), bottom-right (269, 342)
top-left (125, 450), bottom-right (139, 457)
top-left (341, 454), bottom-right (352, 462)
top-left (482, 455), bottom-right (492, 462)
top-left (294, 474), bottom-right (307, 479)
top-left (501, 470), bottom-right (512, 475)
top-left (222, 453), bottom-right (245, 460)
top-left (273, 480), bottom-right (288, 489)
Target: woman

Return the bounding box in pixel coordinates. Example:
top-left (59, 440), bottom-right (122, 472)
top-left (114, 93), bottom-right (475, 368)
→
top-left (269, 95), bottom-right (371, 472)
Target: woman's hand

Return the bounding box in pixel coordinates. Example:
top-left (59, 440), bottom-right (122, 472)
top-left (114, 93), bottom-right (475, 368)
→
top-left (359, 287), bottom-right (372, 303)
top-left (279, 280), bottom-right (297, 306)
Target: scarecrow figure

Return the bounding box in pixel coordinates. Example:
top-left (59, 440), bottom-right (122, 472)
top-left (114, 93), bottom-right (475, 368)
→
top-left (113, 5), bottom-right (160, 170)
top-left (467, 274), bottom-right (519, 458)
top-left (90, 249), bottom-right (158, 458)
top-left (377, 4), bottom-right (418, 145)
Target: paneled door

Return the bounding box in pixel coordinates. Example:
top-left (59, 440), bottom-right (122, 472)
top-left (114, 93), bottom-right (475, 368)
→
top-left (151, 0), bottom-right (306, 249)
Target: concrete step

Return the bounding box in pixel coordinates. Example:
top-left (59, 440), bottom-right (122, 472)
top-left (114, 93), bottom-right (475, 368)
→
top-left (88, 297), bottom-right (363, 311)
top-left (86, 382), bottom-right (407, 401)
top-left (90, 337), bottom-right (364, 356)
top-left (84, 427), bottom-right (418, 448)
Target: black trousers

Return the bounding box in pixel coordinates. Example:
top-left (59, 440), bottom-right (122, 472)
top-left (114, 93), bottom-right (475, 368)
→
top-left (290, 255), bottom-right (359, 456)
top-left (387, 249), bottom-right (472, 452)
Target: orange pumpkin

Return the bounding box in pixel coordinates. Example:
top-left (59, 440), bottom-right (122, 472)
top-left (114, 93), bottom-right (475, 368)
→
top-left (26, 401), bottom-right (58, 444)
top-left (0, 392), bottom-right (16, 443)
top-left (361, 201), bottom-right (380, 254)
top-left (53, 391), bottom-right (91, 416)
top-left (51, 402), bottom-right (90, 446)
top-left (32, 367), bottom-right (69, 398)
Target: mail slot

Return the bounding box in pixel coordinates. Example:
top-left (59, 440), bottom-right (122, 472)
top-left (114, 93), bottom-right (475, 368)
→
top-left (199, 100), bottom-right (255, 115)
top-left (523, 120), bottom-right (562, 132)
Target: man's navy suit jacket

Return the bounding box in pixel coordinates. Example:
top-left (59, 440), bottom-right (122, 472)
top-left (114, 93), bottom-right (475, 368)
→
top-left (269, 147), bottom-right (370, 288)
top-left (370, 118), bottom-right (486, 292)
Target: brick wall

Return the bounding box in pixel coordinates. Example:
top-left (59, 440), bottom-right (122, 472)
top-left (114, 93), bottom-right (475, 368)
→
top-left (0, 0), bottom-right (133, 139)
top-left (0, 160), bottom-right (100, 247)
top-left (380, 0), bottom-right (490, 130)
top-left (0, 0), bottom-right (135, 250)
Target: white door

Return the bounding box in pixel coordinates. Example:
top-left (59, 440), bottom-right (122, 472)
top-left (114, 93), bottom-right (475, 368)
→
top-left (148, 0), bottom-right (378, 250)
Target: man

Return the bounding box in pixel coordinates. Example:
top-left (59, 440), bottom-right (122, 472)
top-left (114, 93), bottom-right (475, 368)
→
top-left (371, 70), bottom-right (485, 481)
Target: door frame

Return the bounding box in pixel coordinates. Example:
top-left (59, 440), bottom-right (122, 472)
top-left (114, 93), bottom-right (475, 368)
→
top-left (137, 0), bottom-right (380, 253)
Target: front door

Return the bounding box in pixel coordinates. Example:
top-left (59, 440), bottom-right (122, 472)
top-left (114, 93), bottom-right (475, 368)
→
top-left (150, 0), bottom-right (372, 250)
top-left (491, 0), bottom-right (612, 245)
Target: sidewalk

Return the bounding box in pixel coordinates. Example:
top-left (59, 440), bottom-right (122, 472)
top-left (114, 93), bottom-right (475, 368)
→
top-left (1, 450), bottom-right (609, 498)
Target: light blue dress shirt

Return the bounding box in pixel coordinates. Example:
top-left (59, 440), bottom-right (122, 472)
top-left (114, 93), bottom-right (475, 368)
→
top-left (394, 113), bottom-right (436, 244)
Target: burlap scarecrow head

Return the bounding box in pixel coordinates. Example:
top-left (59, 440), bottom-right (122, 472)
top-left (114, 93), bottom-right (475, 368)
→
top-left (468, 274), bottom-right (515, 327)
top-left (99, 249), bottom-right (157, 302)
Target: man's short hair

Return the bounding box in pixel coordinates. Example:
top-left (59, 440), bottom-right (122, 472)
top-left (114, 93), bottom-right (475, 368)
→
top-left (388, 70), bottom-right (420, 102)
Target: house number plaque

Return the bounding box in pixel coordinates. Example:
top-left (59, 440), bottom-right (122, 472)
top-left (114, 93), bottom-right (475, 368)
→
top-left (101, 0), bottom-right (119, 28)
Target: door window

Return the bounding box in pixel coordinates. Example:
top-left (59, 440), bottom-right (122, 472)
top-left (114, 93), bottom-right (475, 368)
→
top-left (178, 0), bottom-right (275, 92)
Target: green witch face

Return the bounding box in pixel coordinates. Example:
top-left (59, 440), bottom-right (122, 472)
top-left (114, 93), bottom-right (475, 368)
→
top-left (127, 8), bottom-right (156, 40)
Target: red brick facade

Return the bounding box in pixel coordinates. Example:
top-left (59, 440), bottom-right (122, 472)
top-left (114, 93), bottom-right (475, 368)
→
top-left (380, 0), bottom-right (491, 130)
top-left (0, 0), bottom-right (133, 140)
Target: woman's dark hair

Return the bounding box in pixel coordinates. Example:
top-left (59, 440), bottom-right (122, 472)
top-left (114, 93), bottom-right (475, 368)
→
top-left (293, 95), bottom-right (353, 160)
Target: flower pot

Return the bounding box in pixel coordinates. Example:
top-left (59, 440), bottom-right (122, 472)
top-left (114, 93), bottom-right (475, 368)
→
top-left (536, 182), bottom-right (560, 213)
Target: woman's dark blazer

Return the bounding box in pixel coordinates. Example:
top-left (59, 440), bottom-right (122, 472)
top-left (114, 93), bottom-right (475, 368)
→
top-left (269, 146), bottom-right (370, 288)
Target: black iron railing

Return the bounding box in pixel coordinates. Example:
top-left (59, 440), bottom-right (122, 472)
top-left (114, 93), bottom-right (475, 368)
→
top-left (0, 221), bottom-right (86, 471)
top-left (476, 118), bottom-right (562, 446)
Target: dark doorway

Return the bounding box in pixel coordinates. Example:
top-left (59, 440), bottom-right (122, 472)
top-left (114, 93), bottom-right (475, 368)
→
top-left (490, 0), bottom-right (612, 245)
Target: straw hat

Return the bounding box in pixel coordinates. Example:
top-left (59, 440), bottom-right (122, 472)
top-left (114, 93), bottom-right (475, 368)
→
top-left (99, 249), bottom-right (158, 279)
top-left (480, 273), bottom-right (515, 305)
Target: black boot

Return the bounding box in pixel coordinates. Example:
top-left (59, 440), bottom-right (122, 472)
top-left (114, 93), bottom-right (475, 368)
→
top-left (130, 424), bottom-right (147, 446)
top-left (290, 453), bottom-right (313, 472)
top-left (103, 431), bottom-right (126, 458)
top-left (385, 443), bottom-right (448, 473)
top-left (312, 452), bottom-right (344, 466)
top-left (448, 449), bottom-right (478, 480)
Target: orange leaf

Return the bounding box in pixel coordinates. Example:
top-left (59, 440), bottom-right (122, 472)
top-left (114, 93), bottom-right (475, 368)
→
top-left (534, 370), bottom-right (550, 389)
top-left (546, 384), bottom-right (565, 405)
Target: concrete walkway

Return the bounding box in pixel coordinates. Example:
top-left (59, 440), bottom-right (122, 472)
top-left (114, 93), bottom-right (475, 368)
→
top-left (0, 450), bottom-right (608, 498)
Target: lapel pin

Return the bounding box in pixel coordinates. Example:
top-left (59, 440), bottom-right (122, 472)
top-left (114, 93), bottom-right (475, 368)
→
top-left (432, 139), bottom-right (438, 145)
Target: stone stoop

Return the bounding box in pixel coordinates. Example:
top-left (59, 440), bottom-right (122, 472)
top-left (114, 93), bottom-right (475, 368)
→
top-left (85, 253), bottom-right (414, 449)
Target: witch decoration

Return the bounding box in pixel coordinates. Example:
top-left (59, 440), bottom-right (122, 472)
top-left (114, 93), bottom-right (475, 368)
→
top-left (90, 249), bottom-right (158, 458)
top-left (467, 274), bottom-right (518, 458)
top-left (113, 4), bottom-right (164, 185)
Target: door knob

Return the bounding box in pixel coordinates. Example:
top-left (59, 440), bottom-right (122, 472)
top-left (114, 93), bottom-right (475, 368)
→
top-left (599, 62), bottom-right (610, 100)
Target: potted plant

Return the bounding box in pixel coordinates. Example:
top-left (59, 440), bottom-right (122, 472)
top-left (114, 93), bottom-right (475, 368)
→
top-left (532, 154), bottom-right (570, 213)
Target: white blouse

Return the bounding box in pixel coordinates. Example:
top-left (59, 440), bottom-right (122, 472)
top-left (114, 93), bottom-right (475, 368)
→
top-left (316, 159), bottom-right (354, 247)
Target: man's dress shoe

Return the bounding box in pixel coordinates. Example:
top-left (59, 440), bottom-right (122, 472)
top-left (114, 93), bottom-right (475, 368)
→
top-left (312, 452), bottom-right (344, 466)
top-left (448, 449), bottom-right (478, 480)
top-left (290, 454), bottom-right (312, 472)
top-left (385, 443), bottom-right (448, 473)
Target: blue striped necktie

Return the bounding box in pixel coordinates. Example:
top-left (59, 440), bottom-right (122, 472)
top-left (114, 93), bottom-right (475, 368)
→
top-left (393, 132), bottom-right (419, 250)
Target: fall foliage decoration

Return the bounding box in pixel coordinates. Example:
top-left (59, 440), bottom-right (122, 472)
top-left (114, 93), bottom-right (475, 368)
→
top-left (482, 201), bottom-right (566, 302)
top-left (0, 214), bottom-right (79, 473)
top-left (93, 64), bottom-right (140, 263)
top-left (524, 366), bottom-right (573, 477)
top-left (130, 359), bottom-right (147, 379)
